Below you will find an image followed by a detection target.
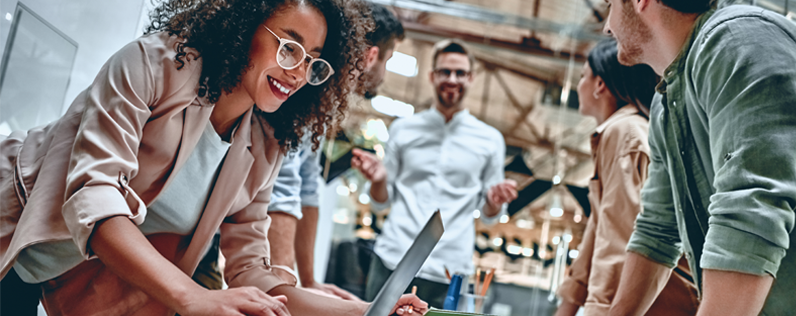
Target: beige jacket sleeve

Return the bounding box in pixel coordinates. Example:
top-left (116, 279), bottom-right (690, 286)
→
top-left (557, 203), bottom-right (598, 305)
top-left (61, 36), bottom-right (162, 257)
top-left (220, 157), bottom-right (290, 293)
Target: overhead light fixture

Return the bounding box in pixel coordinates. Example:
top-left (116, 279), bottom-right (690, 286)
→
top-left (358, 194), bottom-right (371, 204)
top-left (499, 214), bottom-right (510, 223)
top-left (364, 118), bottom-right (390, 142)
top-left (568, 249), bottom-right (579, 259)
top-left (507, 245), bottom-right (522, 255)
top-left (386, 51), bottom-right (418, 77)
top-left (473, 210), bottom-right (481, 219)
top-left (371, 96), bottom-right (415, 118)
top-left (549, 193), bottom-right (563, 218)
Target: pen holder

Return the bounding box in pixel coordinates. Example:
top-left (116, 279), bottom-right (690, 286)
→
top-left (443, 274), bottom-right (463, 310)
top-left (457, 293), bottom-right (488, 314)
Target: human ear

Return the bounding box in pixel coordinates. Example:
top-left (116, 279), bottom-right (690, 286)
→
top-left (365, 46), bottom-right (379, 71)
top-left (636, 0), bottom-right (651, 13)
top-left (595, 77), bottom-right (609, 96)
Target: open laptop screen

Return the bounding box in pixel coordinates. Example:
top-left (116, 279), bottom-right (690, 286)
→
top-left (364, 210), bottom-right (445, 316)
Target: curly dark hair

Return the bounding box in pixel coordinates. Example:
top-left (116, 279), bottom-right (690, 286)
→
top-left (145, 0), bottom-right (372, 151)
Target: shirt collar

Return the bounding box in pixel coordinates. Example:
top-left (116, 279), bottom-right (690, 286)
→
top-left (657, 10), bottom-right (716, 94)
top-left (594, 104), bottom-right (640, 135)
top-left (428, 106), bottom-right (470, 125)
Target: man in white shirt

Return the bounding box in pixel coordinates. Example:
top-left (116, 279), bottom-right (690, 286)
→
top-left (352, 39), bottom-right (518, 308)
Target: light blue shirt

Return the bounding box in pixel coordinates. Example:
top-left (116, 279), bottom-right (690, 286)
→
top-left (373, 107), bottom-right (507, 283)
top-left (267, 138), bottom-right (322, 220)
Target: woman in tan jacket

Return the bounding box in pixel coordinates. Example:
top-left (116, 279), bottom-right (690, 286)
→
top-left (554, 39), bottom-right (699, 316)
top-left (0, 0), bottom-right (425, 315)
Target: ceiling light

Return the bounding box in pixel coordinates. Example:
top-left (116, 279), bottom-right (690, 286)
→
top-left (473, 210), bottom-right (481, 219)
top-left (386, 51), bottom-right (418, 77)
top-left (364, 119), bottom-right (390, 142)
top-left (499, 215), bottom-right (509, 223)
top-left (507, 245), bottom-right (522, 255)
top-left (569, 249), bottom-right (579, 259)
top-left (371, 96), bottom-right (415, 118)
top-left (358, 194), bottom-right (371, 204)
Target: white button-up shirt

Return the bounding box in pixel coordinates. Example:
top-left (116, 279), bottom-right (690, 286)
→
top-left (372, 107), bottom-right (507, 283)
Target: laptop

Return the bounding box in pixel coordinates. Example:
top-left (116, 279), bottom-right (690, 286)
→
top-left (364, 210), bottom-right (445, 316)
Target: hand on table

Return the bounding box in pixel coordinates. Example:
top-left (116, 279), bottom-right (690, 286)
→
top-left (390, 294), bottom-right (429, 315)
top-left (177, 287), bottom-right (290, 316)
top-left (302, 282), bottom-right (363, 302)
top-left (487, 179), bottom-right (518, 207)
top-left (351, 148), bottom-right (386, 183)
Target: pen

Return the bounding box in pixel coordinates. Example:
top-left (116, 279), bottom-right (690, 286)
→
top-left (480, 268), bottom-right (496, 297)
top-left (408, 285), bottom-right (417, 314)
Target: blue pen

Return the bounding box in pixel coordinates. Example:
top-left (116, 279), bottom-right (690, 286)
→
top-left (443, 273), bottom-right (463, 310)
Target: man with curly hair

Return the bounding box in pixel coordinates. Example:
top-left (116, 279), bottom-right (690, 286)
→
top-left (601, 0), bottom-right (796, 315)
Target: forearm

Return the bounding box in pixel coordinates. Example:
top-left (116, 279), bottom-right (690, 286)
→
top-left (269, 284), bottom-right (368, 316)
top-left (554, 300), bottom-right (581, 316)
top-left (90, 215), bottom-right (202, 311)
top-left (295, 206), bottom-right (318, 286)
top-left (696, 269), bottom-right (772, 316)
top-left (609, 252), bottom-right (672, 316)
top-left (483, 200), bottom-right (501, 218)
top-left (268, 212), bottom-right (298, 267)
top-left (370, 180), bottom-right (389, 204)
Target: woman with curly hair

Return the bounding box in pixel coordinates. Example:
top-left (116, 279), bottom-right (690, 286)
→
top-left (0, 0), bottom-right (426, 315)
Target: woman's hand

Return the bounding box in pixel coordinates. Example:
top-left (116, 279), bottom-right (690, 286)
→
top-left (390, 294), bottom-right (428, 315)
top-left (177, 287), bottom-right (290, 316)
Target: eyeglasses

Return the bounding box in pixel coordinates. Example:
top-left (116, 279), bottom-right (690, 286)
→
top-left (433, 68), bottom-right (471, 81)
top-left (263, 26), bottom-right (334, 86)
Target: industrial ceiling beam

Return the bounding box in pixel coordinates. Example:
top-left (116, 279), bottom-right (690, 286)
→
top-left (403, 21), bottom-right (588, 63)
top-left (368, 0), bottom-right (606, 42)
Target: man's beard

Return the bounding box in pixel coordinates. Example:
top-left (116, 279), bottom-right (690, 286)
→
top-left (362, 69), bottom-right (381, 100)
top-left (436, 86), bottom-right (464, 108)
top-left (616, 1), bottom-right (652, 66)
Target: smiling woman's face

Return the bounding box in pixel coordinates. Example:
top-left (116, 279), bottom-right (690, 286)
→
top-left (242, 4), bottom-right (327, 113)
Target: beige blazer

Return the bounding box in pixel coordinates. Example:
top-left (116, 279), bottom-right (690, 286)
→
top-left (556, 105), bottom-right (699, 315)
top-left (0, 32), bottom-right (288, 315)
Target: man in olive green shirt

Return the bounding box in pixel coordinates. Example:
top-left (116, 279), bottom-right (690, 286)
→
top-left (601, 0), bottom-right (796, 315)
